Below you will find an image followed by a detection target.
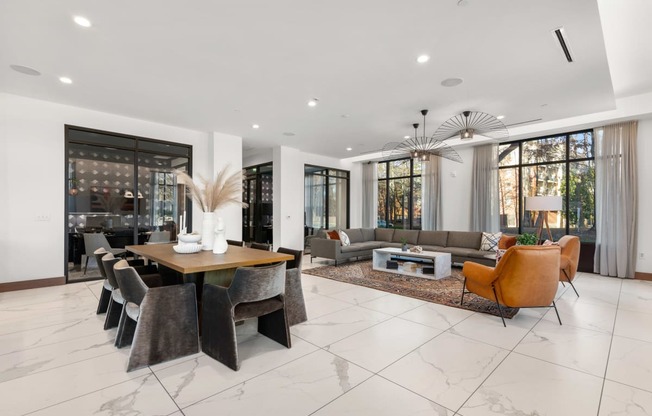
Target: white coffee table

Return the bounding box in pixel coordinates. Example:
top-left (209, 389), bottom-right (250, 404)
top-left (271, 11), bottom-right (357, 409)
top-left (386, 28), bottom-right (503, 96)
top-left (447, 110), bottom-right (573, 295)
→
top-left (372, 247), bottom-right (452, 280)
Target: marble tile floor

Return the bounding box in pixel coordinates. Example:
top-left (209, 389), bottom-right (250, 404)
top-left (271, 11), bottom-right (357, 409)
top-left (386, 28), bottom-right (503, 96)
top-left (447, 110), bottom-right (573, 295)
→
top-left (1, 261), bottom-right (652, 415)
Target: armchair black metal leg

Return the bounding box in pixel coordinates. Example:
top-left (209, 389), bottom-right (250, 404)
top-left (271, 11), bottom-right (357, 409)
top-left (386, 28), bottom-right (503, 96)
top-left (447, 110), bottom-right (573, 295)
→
top-left (492, 286), bottom-right (506, 327)
top-left (563, 270), bottom-right (579, 297)
top-left (460, 277), bottom-right (467, 305)
top-left (552, 301), bottom-right (562, 325)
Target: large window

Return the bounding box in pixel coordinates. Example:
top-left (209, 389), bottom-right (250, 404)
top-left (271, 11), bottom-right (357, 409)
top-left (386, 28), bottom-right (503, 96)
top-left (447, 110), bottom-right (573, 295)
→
top-left (377, 158), bottom-right (422, 229)
top-left (499, 130), bottom-right (595, 241)
top-left (304, 165), bottom-right (349, 232)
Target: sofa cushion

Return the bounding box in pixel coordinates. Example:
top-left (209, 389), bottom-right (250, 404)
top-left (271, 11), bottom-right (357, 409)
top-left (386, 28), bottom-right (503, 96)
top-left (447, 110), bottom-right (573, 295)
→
top-left (360, 228), bottom-right (376, 242)
top-left (380, 242), bottom-right (402, 249)
top-left (392, 229), bottom-right (419, 244)
top-left (341, 241), bottom-right (383, 253)
top-left (447, 231), bottom-right (482, 249)
top-left (418, 231), bottom-right (449, 247)
top-left (343, 228), bottom-right (364, 244)
top-left (420, 245), bottom-right (446, 252)
top-left (375, 228), bottom-right (394, 242)
top-left (446, 247), bottom-right (485, 258)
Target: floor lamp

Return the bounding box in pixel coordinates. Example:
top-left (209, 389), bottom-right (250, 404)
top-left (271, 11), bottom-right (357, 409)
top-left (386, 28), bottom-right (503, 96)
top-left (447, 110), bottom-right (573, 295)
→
top-left (525, 196), bottom-right (563, 243)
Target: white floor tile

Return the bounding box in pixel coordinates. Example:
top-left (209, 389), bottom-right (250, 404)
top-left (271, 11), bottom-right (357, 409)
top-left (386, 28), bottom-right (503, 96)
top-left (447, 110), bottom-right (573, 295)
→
top-left (607, 335), bottom-right (652, 392)
top-left (515, 318), bottom-right (612, 376)
top-left (398, 302), bottom-right (474, 330)
top-left (542, 296), bottom-right (617, 333)
top-left (599, 380), bottom-right (652, 416)
top-left (380, 331), bottom-right (509, 411)
top-left (459, 353), bottom-right (603, 416)
top-left (614, 308), bottom-right (652, 343)
top-left (304, 294), bottom-right (356, 321)
top-left (326, 317), bottom-right (441, 372)
top-left (325, 284), bottom-right (390, 305)
top-left (448, 310), bottom-right (540, 350)
top-left (154, 335), bottom-right (319, 409)
top-left (29, 373), bottom-right (179, 416)
top-left (312, 375), bottom-right (452, 415)
top-left (358, 292), bottom-right (426, 316)
top-left (181, 350), bottom-right (372, 416)
top-left (291, 305), bottom-right (392, 347)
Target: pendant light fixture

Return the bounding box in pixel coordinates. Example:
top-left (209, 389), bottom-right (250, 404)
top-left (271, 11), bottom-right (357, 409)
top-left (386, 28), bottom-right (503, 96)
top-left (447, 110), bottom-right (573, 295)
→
top-left (434, 110), bottom-right (509, 142)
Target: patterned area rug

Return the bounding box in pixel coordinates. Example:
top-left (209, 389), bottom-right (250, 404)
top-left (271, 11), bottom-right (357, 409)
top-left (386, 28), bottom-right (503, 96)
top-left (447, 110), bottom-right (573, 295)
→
top-left (303, 260), bottom-right (518, 319)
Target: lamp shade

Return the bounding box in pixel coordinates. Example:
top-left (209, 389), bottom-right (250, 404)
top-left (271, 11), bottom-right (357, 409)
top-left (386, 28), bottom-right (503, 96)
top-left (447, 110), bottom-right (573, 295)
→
top-left (525, 196), bottom-right (562, 211)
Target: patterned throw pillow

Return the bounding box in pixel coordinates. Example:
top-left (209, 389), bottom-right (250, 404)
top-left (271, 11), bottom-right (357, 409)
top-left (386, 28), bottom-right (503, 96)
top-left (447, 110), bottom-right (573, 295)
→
top-left (338, 230), bottom-right (351, 246)
top-left (480, 232), bottom-right (502, 252)
top-left (495, 248), bottom-right (507, 265)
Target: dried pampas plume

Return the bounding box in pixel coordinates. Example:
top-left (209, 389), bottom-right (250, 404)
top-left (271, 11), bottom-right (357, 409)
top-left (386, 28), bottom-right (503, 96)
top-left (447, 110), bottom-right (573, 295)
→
top-left (175, 167), bottom-right (248, 212)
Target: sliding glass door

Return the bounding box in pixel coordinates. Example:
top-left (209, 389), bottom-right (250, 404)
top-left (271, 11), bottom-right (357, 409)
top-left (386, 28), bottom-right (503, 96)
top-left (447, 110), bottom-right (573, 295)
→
top-left (304, 165), bottom-right (349, 241)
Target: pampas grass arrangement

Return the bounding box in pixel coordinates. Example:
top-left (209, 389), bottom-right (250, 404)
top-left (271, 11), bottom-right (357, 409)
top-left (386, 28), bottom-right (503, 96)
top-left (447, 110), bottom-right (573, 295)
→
top-left (176, 167), bottom-right (247, 212)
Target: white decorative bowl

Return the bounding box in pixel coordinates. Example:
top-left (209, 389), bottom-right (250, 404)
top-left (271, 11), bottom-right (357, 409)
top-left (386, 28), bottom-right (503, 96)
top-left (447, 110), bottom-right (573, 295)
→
top-left (178, 233), bottom-right (201, 244)
top-left (173, 243), bottom-right (202, 254)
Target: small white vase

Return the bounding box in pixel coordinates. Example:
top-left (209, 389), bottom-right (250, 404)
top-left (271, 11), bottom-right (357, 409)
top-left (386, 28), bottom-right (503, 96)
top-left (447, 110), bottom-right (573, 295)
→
top-left (201, 212), bottom-right (215, 250)
top-left (213, 217), bottom-right (228, 254)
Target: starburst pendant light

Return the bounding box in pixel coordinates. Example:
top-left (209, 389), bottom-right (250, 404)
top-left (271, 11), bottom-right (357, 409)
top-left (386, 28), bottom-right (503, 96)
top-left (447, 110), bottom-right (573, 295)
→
top-left (382, 110), bottom-right (463, 163)
top-left (434, 110), bottom-right (509, 141)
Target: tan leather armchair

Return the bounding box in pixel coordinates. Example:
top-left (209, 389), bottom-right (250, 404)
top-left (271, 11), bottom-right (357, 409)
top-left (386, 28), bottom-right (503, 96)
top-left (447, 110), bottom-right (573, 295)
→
top-left (461, 245), bottom-right (562, 326)
top-left (558, 235), bottom-right (580, 297)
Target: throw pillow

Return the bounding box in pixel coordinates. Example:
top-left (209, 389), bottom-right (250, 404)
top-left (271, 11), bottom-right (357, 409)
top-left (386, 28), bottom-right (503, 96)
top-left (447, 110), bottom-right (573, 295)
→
top-left (495, 248), bottom-right (507, 265)
top-left (338, 230), bottom-right (351, 246)
top-left (543, 239), bottom-right (560, 246)
top-left (480, 232), bottom-right (502, 252)
top-left (326, 230), bottom-right (340, 240)
top-left (498, 235), bottom-right (517, 249)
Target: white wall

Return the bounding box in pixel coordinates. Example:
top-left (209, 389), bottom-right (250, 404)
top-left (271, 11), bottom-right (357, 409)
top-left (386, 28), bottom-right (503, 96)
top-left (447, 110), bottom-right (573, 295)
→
top-left (441, 147), bottom-right (475, 231)
top-left (0, 93), bottom-right (217, 283)
top-left (636, 117), bottom-right (652, 273)
top-left (208, 132), bottom-right (243, 241)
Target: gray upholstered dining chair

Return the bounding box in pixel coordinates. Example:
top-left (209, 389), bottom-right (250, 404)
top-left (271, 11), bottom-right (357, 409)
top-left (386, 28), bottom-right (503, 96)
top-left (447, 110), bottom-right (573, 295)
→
top-left (83, 232), bottom-right (127, 274)
top-left (101, 253), bottom-right (161, 330)
top-left (95, 248), bottom-right (148, 314)
top-left (146, 230), bottom-right (171, 244)
top-left (250, 242), bottom-right (271, 251)
top-left (276, 247), bottom-right (307, 326)
top-left (201, 262), bottom-right (291, 371)
top-left (113, 260), bottom-right (200, 371)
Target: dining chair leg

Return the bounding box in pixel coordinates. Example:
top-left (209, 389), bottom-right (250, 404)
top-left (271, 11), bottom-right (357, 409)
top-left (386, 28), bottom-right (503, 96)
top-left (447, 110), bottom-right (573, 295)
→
top-left (115, 311), bottom-right (137, 348)
top-left (83, 256), bottom-right (90, 274)
top-left (96, 285), bottom-right (111, 314)
top-left (104, 298), bottom-right (123, 330)
top-left (258, 309), bottom-right (291, 348)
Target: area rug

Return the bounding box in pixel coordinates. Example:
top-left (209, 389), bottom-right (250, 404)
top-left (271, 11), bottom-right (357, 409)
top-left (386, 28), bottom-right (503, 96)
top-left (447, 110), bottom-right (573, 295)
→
top-left (303, 260), bottom-right (518, 318)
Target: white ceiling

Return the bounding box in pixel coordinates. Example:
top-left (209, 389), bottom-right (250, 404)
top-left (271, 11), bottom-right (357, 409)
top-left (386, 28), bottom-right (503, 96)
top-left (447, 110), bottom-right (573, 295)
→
top-left (0, 0), bottom-right (647, 159)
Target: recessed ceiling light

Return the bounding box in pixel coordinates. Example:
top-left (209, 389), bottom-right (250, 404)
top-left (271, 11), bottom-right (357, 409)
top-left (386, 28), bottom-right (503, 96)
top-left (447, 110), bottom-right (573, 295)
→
top-left (341, 114), bottom-right (350, 118)
top-left (496, 115), bottom-right (505, 120)
top-left (441, 77), bottom-right (464, 87)
top-left (73, 16), bottom-right (92, 28)
top-left (59, 76), bottom-right (73, 84)
top-left (346, 147), bottom-right (352, 151)
top-left (417, 55), bottom-right (430, 64)
top-left (283, 132), bottom-right (295, 136)
top-left (404, 135), bottom-right (410, 139)
top-left (9, 64), bottom-right (41, 76)
top-left (252, 124), bottom-right (260, 129)
top-left (308, 99), bottom-right (319, 107)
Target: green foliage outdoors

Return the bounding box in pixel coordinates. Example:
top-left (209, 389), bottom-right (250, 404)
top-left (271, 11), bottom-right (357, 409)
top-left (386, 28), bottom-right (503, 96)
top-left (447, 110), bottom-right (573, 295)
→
top-left (516, 233), bottom-right (538, 246)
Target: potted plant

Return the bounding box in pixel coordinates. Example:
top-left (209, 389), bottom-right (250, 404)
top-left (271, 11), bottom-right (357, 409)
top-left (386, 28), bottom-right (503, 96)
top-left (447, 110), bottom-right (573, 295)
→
top-left (400, 237), bottom-right (409, 252)
top-left (516, 233), bottom-right (538, 246)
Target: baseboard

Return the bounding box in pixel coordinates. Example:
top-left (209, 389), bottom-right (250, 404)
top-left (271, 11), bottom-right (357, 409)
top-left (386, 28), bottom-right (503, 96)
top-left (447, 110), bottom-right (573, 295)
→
top-left (0, 276), bottom-right (66, 293)
top-left (635, 272), bottom-right (652, 281)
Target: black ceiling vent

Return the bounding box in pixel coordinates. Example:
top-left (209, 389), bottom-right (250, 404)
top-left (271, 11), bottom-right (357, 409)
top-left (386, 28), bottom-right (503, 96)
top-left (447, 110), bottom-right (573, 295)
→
top-left (553, 27), bottom-right (573, 63)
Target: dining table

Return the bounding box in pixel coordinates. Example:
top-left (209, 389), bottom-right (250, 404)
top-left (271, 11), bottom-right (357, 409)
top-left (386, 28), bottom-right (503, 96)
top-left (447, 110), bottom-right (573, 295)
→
top-left (126, 243), bottom-right (294, 295)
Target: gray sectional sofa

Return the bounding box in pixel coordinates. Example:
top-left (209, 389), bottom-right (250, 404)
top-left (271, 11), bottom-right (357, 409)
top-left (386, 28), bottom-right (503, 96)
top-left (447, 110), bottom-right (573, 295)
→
top-left (310, 228), bottom-right (495, 266)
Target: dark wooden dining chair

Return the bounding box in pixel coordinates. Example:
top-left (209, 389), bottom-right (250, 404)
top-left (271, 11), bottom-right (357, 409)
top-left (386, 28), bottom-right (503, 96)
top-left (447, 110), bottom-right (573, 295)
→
top-left (227, 239), bottom-right (244, 247)
top-left (250, 242), bottom-right (271, 251)
top-left (201, 262), bottom-right (291, 370)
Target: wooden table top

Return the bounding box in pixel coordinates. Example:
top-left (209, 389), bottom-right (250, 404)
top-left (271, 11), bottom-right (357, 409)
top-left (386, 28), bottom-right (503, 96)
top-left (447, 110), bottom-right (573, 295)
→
top-left (126, 244), bottom-right (293, 274)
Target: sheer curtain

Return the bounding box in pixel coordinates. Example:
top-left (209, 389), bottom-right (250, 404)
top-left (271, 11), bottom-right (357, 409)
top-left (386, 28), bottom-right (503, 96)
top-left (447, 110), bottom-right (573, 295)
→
top-left (470, 144), bottom-right (499, 232)
top-left (421, 157), bottom-right (442, 230)
top-left (594, 121), bottom-right (638, 278)
top-left (361, 162), bottom-right (378, 228)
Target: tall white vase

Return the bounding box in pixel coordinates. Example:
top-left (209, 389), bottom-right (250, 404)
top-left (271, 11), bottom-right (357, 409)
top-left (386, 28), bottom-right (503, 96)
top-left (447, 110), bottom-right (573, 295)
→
top-left (201, 212), bottom-right (215, 250)
top-left (213, 217), bottom-right (228, 254)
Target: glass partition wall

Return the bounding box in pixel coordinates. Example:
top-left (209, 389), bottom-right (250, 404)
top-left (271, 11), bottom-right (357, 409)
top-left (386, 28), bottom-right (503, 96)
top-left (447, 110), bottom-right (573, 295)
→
top-left (304, 165), bottom-right (349, 243)
top-left (66, 126), bottom-right (192, 282)
top-left (242, 163), bottom-right (273, 244)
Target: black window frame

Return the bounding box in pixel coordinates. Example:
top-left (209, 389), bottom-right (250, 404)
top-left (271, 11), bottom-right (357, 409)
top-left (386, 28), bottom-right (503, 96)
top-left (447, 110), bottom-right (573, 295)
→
top-left (377, 157), bottom-right (422, 230)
